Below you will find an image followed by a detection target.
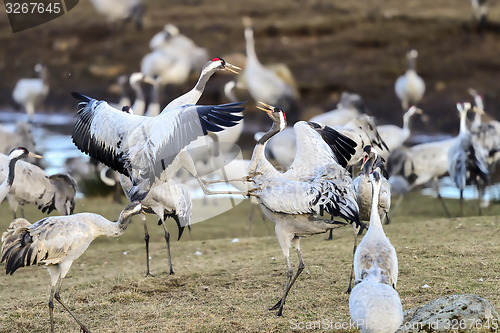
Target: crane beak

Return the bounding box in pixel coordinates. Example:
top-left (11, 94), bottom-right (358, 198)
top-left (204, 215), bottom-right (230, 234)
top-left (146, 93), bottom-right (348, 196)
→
top-left (224, 63), bottom-right (241, 75)
top-left (359, 153), bottom-right (369, 170)
top-left (28, 152), bottom-right (43, 159)
top-left (473, 106), bottom-right (485, 115)
top-left (414, 107), bottom-right (423, 114)
top-left (256, 101), bottom-right (273, 114)
top-left (143, 76), bottom-right (156, 85)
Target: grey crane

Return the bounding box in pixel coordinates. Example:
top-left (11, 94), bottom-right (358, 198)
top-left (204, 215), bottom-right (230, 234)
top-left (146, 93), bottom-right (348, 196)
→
top-left (0, 147), bottom-right (42, 203)
top-left (354, 170), bottom-right (398, 291)
top-left (447, 103), bottom-right (489, 216)
top-left (70, 92), bottom-right (244, 201)
top-left (1, 201), bottom-right (144, 333)
top-left (89, 0), bottom-right (145, 30)
top-left (243, 17), bottom-right (299, 123)
top-left (394, 50), bottom-right (425, 111)
top-left (245, 103), bottom-right (361, 316)
top-left (377, 106), bottom-right (422, 152)
top-left (12, 64), bottom-right (49, 121)
top-left (0, 152), bottom-right (76, 218)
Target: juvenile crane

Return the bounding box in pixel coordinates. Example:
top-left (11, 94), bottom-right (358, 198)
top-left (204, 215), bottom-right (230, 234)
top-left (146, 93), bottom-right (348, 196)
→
top-left (1, 202), bottom-right (144, 333)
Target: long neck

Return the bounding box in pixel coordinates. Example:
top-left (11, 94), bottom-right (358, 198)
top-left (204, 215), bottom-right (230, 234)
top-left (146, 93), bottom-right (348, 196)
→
top-left (407, 56), bottom-right (416, 71)
top-left (248, 122), bottom-right (281, 175)
top-left (0, 157), bottom-right (18, 201)
top-left (402, 111), bottom-right (412, 131)
top-left (245, 27), bottom-right (260, 67)
top-left (369, 181), bottom-right (383, 229)
top-left (164, 68), bottom-right (216, 111)
top-left (132, 81), bottom-right (144, 102)
top-left (459, 110), bottom-right (468, 135)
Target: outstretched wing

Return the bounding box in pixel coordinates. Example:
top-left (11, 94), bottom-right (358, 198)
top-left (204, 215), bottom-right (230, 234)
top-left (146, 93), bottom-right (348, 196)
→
top-left (71, 92), bottom-right (244, 200)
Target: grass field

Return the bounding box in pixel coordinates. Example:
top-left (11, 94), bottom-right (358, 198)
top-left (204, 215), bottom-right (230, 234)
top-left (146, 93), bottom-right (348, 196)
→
top-left (0, 191), bottom-right (499, 332)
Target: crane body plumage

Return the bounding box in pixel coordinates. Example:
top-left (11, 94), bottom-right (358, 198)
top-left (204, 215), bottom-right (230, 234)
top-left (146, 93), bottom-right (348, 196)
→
top-left (0, 152), bottom-right (76, 218)
top-left (349, 265), bottom-right (403, 333)
top-left (12, 64), bottom-right (49, 120)
top-left (395, 50), bottom-right (425, 110)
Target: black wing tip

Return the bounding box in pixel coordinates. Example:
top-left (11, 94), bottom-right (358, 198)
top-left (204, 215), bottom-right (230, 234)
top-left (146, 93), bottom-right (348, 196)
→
top-left (71, 92), bottom-right (92, 102)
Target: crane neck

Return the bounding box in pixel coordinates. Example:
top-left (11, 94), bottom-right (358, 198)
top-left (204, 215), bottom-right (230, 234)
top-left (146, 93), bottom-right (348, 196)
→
top-left (402, 110), bottom-right (412, 131)
top-left (459, 111), bottom-right (468, 135)
top-left (131, 80), bottom-right (145, 101)
top-left (0, 157), bottom-right (21, 202)
top-left (245, 27), bottom-right (260, 67)
top-left (164, 67), bottom-right (217, 111)
top-left (369, 180), bottom-right (383, 229)
top-left (248, 122), bottom-right (281, 175)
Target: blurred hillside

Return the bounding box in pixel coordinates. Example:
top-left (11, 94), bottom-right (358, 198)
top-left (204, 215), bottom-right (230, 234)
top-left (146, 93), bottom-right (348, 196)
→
top-left (1, 0), bottom-right (500, 136)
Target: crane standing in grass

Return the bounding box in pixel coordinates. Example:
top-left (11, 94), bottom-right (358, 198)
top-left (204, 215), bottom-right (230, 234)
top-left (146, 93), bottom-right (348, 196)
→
top-left (447, 103), bottom-right (489, 216)
top-left (1, 202), bottom-right (144, 333)
top-left (242, 103), bottom-right (361, 316)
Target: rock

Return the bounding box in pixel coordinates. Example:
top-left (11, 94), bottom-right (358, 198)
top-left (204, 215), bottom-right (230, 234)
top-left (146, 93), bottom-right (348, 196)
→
top-left (397, 294), bottom-right (499, 333)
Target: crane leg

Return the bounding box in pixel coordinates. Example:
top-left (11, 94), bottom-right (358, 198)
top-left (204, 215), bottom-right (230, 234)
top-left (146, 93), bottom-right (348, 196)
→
top-left (270, 250), bottom-right (305, 317)
top-left (434, 178), bottom-right (451, 217)
top-left (459, 190), bottom-right (464, 217)
top-left (142, 215), bottom-right (154, 277)
top-left (49, 286), bottom-right (55, 333)
top-left (53, 278), bottom-right (91, 333)
top-left (346, 224), bottom-right (363, 294)
top-left (159, 220), bottom-right (175, 275)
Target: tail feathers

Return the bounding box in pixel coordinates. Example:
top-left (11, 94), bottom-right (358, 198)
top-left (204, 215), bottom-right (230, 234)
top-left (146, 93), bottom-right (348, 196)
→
top-left (1, 219), bottom-right (36, 275)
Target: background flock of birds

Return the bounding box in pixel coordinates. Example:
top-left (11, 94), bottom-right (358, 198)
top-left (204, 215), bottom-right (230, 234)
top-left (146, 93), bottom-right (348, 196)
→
top-left (0, 1), bottom-right (498, 332)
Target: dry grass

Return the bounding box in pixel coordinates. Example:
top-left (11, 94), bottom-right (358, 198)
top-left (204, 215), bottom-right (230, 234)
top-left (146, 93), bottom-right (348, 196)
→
top-left (0, 192), bottom-right (499, 332)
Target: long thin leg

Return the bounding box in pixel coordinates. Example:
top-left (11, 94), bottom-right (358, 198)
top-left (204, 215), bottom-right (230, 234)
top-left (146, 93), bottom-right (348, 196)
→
top-left (269, 255), bottom-right (294, 315)
top-left (142, 215), bottom-right (154, 277)
top-left (459, 189), bottom-right (464, 217)
top-left (49, 285), bottom-right (56, 333)
top-left (276, 248), bottom-right (305, 317)
top-left (347, 224), bottom-right (362, 294)
top-left (434, 177), bottom-right (451, 217)
top-left (53, 278), bottom-right (91, 333)
top-left (159, 219), bottom-right (174, 275)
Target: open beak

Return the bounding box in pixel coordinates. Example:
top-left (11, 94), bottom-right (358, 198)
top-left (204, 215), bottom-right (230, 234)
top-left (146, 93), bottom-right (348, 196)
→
top-left (28, 152), bottom-right (43, 159)
top-left (256, 101), bottom-right (273, 114)
top-left (224, 62), bottom-right (241, 75)
top-left (360, 153), bottom-right (369, 170)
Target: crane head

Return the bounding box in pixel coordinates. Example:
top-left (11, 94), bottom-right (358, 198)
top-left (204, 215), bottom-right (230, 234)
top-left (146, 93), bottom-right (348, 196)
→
top-left (360, 145), bottom-right (376, 171)
top-left (8, 147), bottom-right (42, 160)
top-left (256, 102), bottom-right (287, 130)
top-left (206, 57), bottom-right (241, 75)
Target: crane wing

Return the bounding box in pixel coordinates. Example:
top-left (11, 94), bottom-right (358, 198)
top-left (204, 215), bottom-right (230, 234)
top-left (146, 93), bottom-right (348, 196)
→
top-left (71, 92), bottom-right (244, 200)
